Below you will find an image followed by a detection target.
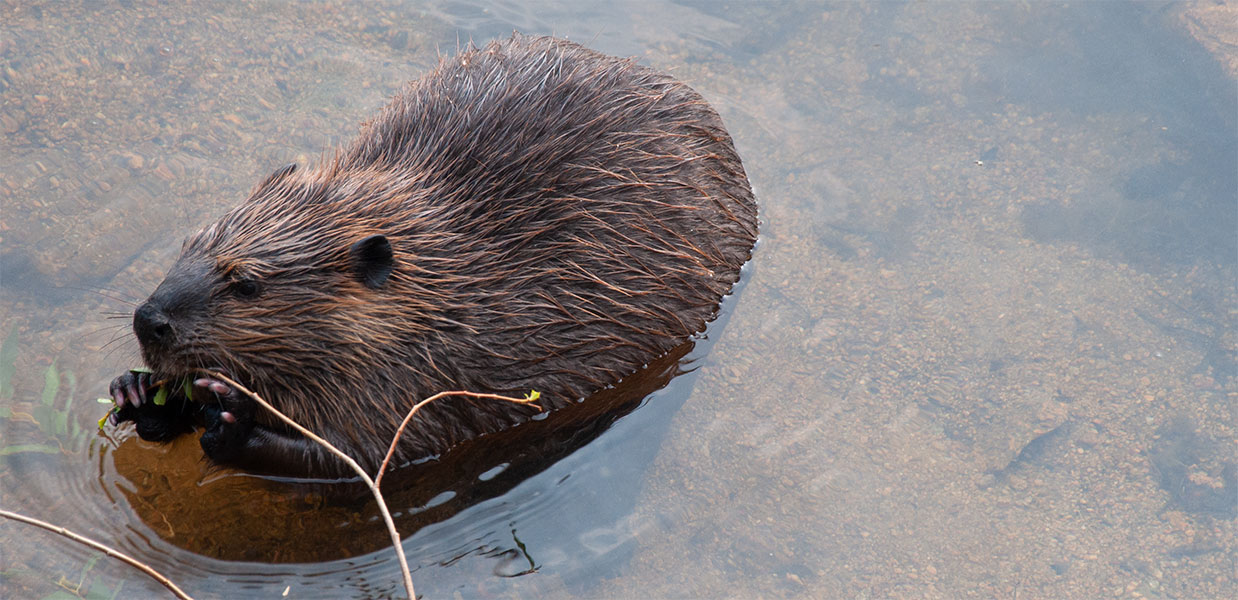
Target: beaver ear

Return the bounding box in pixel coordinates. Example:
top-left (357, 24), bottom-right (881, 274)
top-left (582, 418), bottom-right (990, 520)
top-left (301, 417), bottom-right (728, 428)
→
top-left (350, 235), bottom-right (394, 289)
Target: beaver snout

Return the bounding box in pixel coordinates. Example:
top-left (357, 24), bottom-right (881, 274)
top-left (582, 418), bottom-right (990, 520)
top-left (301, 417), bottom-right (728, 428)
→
top-left (133, 302), bottom-right (174, 349)
top-left (132, 258), bottom-right (211, 353)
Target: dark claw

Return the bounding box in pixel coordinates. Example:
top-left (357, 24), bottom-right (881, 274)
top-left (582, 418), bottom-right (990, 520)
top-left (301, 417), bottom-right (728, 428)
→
top-left (197, 378), bottom-right (255, 464)
top-left (109, 376), bottom-right (125, 408)
top-left (107, 370), bottom-right (195, 442)
top-left (126, 381), bottom-right (143, 407)
top-left (109, 370), bottom-right (152, 409)
top-left (194, 378), bottom-right (233, 397)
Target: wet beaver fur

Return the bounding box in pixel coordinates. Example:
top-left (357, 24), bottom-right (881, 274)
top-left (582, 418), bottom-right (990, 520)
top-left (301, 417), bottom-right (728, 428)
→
top-left (109, 33), bottom-right (757, 478)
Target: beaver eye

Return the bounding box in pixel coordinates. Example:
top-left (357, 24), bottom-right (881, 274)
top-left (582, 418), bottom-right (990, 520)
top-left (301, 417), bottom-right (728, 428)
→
top-left (231, 279), bottom-right (262, 299)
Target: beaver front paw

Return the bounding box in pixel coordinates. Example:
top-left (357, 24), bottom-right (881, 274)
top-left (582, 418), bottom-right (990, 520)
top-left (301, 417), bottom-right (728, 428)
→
top-left (196, 377), bottom-right (256, 463)
top-left (108, 371), bottom-right (195, 441)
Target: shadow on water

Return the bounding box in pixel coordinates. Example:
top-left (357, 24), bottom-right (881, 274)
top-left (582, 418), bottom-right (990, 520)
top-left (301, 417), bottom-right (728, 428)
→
top-left (1149, 417), bottom-right (1237, 519)
top-left (100, 340), bottom-right (695, 564)
top-left (1003, 4), bottom-right (1237, 271)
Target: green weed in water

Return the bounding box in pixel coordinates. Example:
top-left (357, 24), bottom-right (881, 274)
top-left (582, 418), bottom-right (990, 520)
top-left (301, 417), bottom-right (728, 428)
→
top-left (0, 336), bottom-right (91, 458)
top-left (22, 551), bottom-right (128, 600)
top-left (0, 324), bottom-right (19, 415)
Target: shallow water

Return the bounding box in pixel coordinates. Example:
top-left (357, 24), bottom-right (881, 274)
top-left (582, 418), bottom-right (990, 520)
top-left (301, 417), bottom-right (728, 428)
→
top-left (1, 1), bottom-right (1235, 598)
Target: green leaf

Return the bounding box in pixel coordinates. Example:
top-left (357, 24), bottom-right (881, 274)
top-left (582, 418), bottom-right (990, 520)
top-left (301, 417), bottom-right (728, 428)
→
top-left (38, 591), bottom-right (80, 600)
top-left (85, 578), bottom-right (125, 600)
top-left (128, 366), bottom-right (154, 374)
top-left (97, 397), bottom-right (114, 404)
top-left (0, 443), bottom-right (61, 457)
top-left (152, 386), bottom-right (168, 406)
top-left (85, 581), bottom-right (118, 600)
top-left (62, 370), bottom-right (77, 412)
top-left (32, 404), bottom-right (53, 435)
top-left (183, 378), bottom-right (194, 402)
top-left (41, 361), bottom-right (60, 407)
top-left (79, 552), bottom-right (101, 578)
top-left (0, 324), bottom-right (17, 401)
top-left (54, 410), bottom-right (68, 437)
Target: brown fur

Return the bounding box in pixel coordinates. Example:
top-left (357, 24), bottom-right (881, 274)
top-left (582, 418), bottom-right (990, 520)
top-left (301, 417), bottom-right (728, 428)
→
top-left (130, 34), bottom-right (757, 475)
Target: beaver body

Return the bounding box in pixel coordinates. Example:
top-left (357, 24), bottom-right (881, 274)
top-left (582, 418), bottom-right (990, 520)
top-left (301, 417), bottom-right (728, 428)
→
top-left (109, 34), bottom-right (757, 478)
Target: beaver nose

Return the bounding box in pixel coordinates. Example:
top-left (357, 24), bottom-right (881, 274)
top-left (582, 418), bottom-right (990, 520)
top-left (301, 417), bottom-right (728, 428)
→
top-left (133, 302), bottom-right (173, 348)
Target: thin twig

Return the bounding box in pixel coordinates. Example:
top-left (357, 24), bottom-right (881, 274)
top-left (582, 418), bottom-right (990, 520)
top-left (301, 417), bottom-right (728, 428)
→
top-left (199, 370), bottom-right (416, 600)
top-left (0, 508), bottom-right (193, 600)
top-left (373, 391), bottom-right (542, 489)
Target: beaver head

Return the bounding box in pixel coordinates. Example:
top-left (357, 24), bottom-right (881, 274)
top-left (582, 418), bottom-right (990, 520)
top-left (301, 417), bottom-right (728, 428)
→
top-left (131, 161), bottom-right (500, 461)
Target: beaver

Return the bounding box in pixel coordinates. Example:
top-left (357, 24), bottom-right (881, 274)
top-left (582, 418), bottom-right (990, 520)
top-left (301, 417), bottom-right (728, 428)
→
top-left (108, 33), bottom-right (757, 478)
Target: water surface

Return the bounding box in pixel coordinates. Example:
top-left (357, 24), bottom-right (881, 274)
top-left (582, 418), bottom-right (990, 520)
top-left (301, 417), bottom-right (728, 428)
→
top-left (1, 2), bottom-right (1234, 598)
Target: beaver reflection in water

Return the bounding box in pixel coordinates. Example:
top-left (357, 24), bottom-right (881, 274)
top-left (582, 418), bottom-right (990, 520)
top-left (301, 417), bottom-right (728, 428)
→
top-left (108, 34), bottom-right (758, 478)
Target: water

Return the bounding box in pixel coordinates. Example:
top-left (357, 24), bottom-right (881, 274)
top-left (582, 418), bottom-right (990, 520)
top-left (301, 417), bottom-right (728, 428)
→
top-left (2, 2), bottom-right (1235, 598)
